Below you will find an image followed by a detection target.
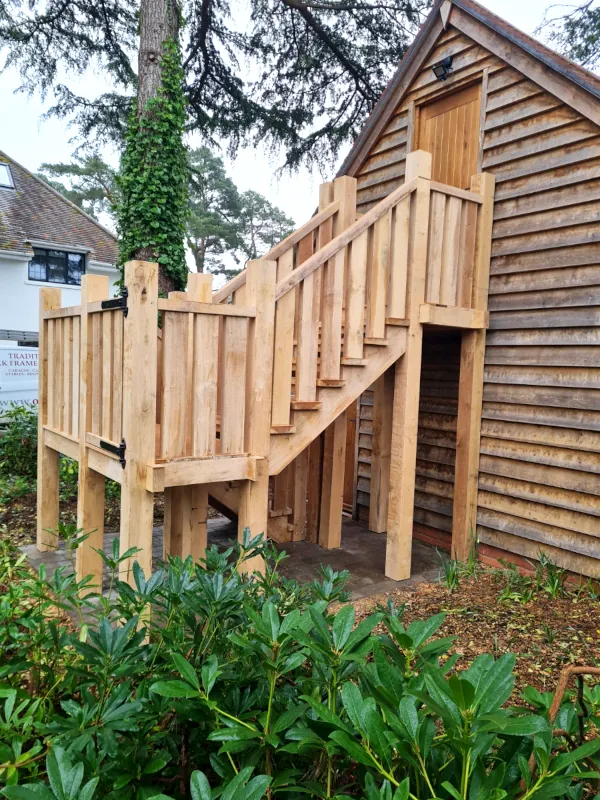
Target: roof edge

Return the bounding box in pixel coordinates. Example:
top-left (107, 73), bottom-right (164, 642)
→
top-left (0, 150), bottom-right (118, 247)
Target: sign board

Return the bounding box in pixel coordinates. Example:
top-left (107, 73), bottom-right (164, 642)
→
top-left (0, 346), bottom-right (39, 413)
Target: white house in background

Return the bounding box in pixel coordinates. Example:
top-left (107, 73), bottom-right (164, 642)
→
top-left (0, 150), bottom-right (119, 345)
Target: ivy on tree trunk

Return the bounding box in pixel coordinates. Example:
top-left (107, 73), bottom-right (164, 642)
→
top-left (117, 0), bottom-right (189, 293)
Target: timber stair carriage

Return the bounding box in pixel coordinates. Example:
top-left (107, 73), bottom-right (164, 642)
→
top-left (36, 150), bottom-right (495, 587)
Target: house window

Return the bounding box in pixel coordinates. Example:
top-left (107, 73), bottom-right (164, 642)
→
top-left (28, 248), bottom-right (86, 285)
top-left (0, 163), bottom-right (14, 188)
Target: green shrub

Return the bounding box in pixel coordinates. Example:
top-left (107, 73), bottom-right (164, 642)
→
top-left (0, 406), bottom-right (120, 505)
top-left (0, 533), bottom-right (598, 799)
top-left (0, 404), bottom-right (38, 480)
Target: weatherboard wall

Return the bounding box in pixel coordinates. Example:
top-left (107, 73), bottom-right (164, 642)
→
top-left (350, 25), bottom-right (600, 576)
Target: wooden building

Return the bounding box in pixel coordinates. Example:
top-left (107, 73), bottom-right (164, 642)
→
top-left (36, 0), bottom-right (599, 586)
top-left (341, 0), bottom-right (600, 577)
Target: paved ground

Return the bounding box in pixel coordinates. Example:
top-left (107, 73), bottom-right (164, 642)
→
top-left (22, 516), bottom-right (441, 600)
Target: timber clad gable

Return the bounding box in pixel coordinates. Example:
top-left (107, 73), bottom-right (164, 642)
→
top-left (347, 6), bottom-right (600, 576)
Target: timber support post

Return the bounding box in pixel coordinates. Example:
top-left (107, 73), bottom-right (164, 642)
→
top-left (369, 366), bottom-right (394, 533)
top-left (37, 287), bottom-right (62, 551)
top-left (119, 260), bottom-right (158, 582)
top-left (385, 150), bottom-right (432, 581)
top-left (237, 258), bottom-right (277, 573)
top-left (452, 172), bottom-right (495, 561)
top-left (76, 275), bottom-right (110, 584)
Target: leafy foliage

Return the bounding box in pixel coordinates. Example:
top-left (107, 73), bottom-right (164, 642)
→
top-left (0, 405), bottom-right (119, 506)
top-left (538, 1), bottom-right (600, 70)
top-left (37, 155), bottom-right (119, 222)
top-left (0, 0), bottom-right (429, 168)
top-left (186, 148), bottom-right (294, 277)
top-left (0, 405), bottom-right (38, 480)
top-left (0, 531), bottom-right (598, 799)
top-left (116, 39), bottom-right (189, 289)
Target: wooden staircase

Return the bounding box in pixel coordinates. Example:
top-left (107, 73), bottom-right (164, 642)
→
top-left (36, 150), bottom-right (494, 586)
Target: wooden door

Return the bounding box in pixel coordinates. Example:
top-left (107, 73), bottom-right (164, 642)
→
top-left (417, 84), bottom-right (481, 188)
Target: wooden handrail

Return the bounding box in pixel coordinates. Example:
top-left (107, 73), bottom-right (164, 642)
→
top-left (213, 270), bottom-right (247, 303)
top-left (42, 305), bottom-right (82, 319)
top-left (212, 198), bottom-right (340, 303)
top-left (158, 299), bottom-right (256, 317)
top-left (430, 182), bottom-right (483, 203)
top-left (275, 177), bottom-right (419, 302)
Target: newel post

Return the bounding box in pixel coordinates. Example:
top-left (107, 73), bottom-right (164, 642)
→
top-left (238, 259), bottom-right (277, 574)
top-left (37, 287), bottom-right (62, 551)
top-left (119, 260), bottom-right (158, 582)
top-left (385, 150), bottom-right (432, 581)
top-left (452, 172), bottom-right (495, 561)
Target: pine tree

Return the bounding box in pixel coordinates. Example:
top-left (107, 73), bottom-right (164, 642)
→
top-left (0, 0), bottom-right (429, 169)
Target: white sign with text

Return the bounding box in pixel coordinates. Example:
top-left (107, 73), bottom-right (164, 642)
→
top-left (0, 346), bottom-right (39, 411)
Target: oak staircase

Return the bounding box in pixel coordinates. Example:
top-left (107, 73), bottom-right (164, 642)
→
top-left (36, 150), bottom-right (494, 586)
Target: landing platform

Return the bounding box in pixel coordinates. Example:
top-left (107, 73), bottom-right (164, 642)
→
top-left (23, 518), bottom-right (441, 600)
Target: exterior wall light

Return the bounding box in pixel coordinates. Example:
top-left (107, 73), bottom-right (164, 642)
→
top-left (432, 55), bottom-right (454, 81)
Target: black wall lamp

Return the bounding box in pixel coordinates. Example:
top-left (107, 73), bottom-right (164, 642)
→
top-left (432, 55), bottom-right (453, 81)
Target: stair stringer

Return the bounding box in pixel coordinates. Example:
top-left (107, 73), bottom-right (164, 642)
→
top-left (269, 326), bottom-right (408, 475)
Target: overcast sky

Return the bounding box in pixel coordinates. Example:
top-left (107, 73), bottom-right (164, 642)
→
top-left (0, 0), bottom-right (558, 227)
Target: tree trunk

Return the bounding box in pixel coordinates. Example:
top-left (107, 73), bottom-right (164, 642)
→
top-left (135, 0), bottom-right (180, 293)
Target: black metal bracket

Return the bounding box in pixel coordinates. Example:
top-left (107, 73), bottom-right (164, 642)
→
top-left (101, 286), bottom-right (129, 317)
top-left (100, 437), bottom-right (126, 469)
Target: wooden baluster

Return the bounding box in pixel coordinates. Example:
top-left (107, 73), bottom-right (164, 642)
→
top-left (238, 259), bottom-right (276, 573)
top-left (440, 195), bottom-right (462, 306)
top-left (387, 195), bottom-right (411, 321)
top-left (295, 273), bottom-right (317, 402)
top-left (192, 275), bottom-right (218, 457)
top-left (47, 318), bottom-right (56, 430)
top-left (91, 313), bottom-right (102, 435)
top-left (37, 287), bottom-right (61, 551)
top-left (165, 273), bottom-right (213, 563)
top-left (367, 211), bottom-right (391, 339)
top-left (452, 173), bottom-right (495, 561)
top-left (271, 249), bottom-right (295, 429)
top-left (220, 316), bottom-right (248, 454)
top-left (321, 176), bottom-right (356, 379)
top-left (101, 311), bottom-right (113, 440)
top-left (426, 191), bottom-right (445, 303)
top-left (76, 276), bottom-right (110, 585)
top-left (344, 230), bottom-right (368, 358)
top-left (71, 316), bottom-right (80, 440)
top-left (63, 317), bottom-right (73, 436)
top-left (56, 318), bottom-right (64, 432)
top-left (111, 313), bottom-right (123, 443)
top-left (457, 200), bottom-right (478, 308)
top-left (161, 303), bottom-right (188, 460)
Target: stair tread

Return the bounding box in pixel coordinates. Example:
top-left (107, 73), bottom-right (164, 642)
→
top-left (364, 337), bottom-right (389, 346)
top-left (341, 357), bottom-right (367, 366)
top-left (317, 378), bottom-right (346, 388)
top-left (291, 400), bottom-right (322, 411)
top-left (271, 424), bottom-right (296, 435)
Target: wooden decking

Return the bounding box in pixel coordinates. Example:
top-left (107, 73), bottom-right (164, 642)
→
top-left (36, 150), bottom-right (494, 586)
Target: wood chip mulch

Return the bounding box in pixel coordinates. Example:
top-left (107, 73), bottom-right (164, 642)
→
top-left (352, 568), bottom-right (600, 698)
